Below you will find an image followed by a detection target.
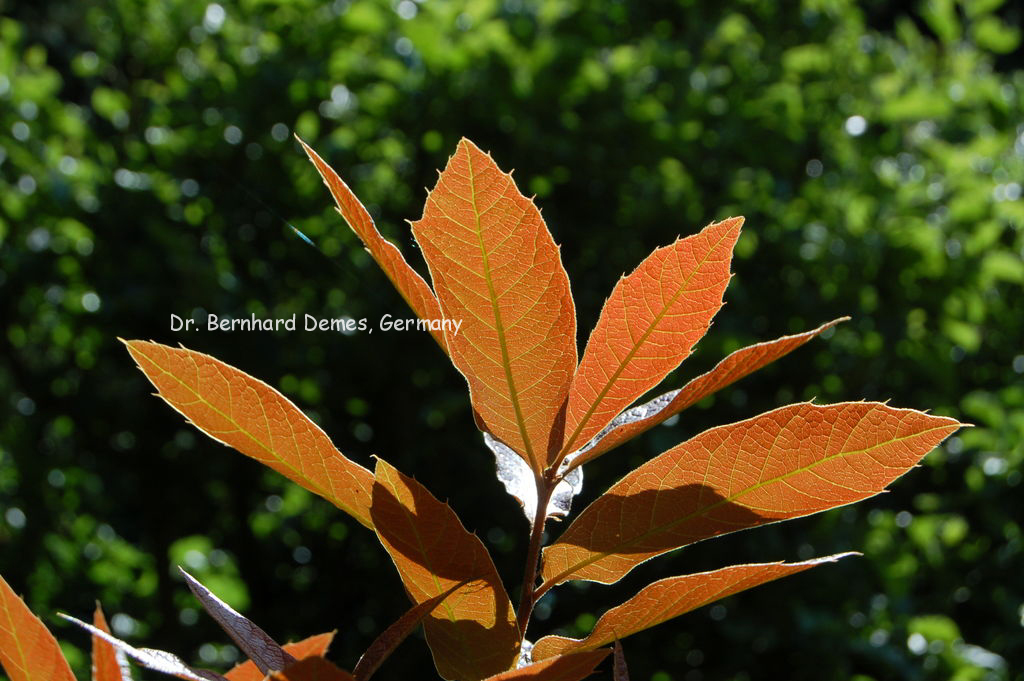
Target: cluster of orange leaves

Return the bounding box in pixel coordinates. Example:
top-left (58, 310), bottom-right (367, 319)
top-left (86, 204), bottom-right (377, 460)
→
top-left (0, 139), bottom-right (962, 681)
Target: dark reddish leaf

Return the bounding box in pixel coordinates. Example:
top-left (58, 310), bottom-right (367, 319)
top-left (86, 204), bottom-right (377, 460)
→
top-left (225, 633), bottom-right (335, 681)
top-left (180, 568), bottom-right (295, 674)
top-left (612, 642), bottom-right (628, 681)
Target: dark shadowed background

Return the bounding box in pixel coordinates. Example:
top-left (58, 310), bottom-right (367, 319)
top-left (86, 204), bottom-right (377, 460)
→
top-left (1, 0), bottom-right (1022, 679)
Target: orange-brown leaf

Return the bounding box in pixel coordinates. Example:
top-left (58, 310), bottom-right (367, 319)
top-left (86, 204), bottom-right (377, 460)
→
top-left (558, 217), bottom-right (742, 460)
top-left (0, 574), bottom-right (75, 681)
top-left (298, 138), bottom-right (448, 353)
top-left (93, 604), bottom-right (130, 681)
top-left (481, 650), bottom-right (609, 680)
top-left (371, 458), bottom-right (520, 681)
top-left (410, 138), bottom-right (577, 472)
top-left (565, 318), bottom-right (848, 470)
top-left (542, 402), bottom-right (962, 585)
top-left (123, 340), bottom-right (374, 529)
top-left (533, 554), bottom-right (854, 660)
top-left (226, 634), bottom-right (335, 681)
top-left (267, 657), bottom-right (352, 681)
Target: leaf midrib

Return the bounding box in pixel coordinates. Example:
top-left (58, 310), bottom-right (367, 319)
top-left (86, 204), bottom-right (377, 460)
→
top-left (0, 589), bottom-right (32, 681)
top-left (545, 422), bottom-right (953, 585)
top-left (560, 225), bottom-right (736, 458)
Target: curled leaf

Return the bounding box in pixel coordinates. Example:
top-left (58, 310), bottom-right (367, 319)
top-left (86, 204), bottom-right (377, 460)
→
top-left (122, 340), bottom-right (374, 529)
top-left (542, 402), bottom-right (963, 585)
top-left (533, 554), bottom-right (856, 659)
top-left (486, 433), bottom-right (583, 526)
top-left (59, 614), bottom-right (227, 681)
top-left (0, 574), bottom-right (76, 681)
top-left (179, 568), bottom-right (294, 675)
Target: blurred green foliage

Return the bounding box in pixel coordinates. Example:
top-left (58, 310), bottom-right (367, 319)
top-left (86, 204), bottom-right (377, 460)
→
top-left (1, 0), bottom-right (1022, 679)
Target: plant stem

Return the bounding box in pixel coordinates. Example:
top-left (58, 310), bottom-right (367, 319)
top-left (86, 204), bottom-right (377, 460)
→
top-left (516, 473), bottom-right (554, 637)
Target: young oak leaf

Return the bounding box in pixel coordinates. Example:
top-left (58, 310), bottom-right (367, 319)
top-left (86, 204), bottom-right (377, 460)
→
top-left (297, 138), bottom-right (448, 354)
top-left (532, 554), bottom-right (855, 660)
top-left (565, 317), bottom-right (849, 471)
top-left (266, 657), bottom-right (353, 681)
top-left (557, 217), bottom-right (743, 463)
top-left (60, 614), bottom-right (227, 681)
top-left (179, 568), bottom-right (295, 675)
top-left (0, 574), bottom-right (76, 681)
top-left (225, 633), bottom-right (335, 681)
top-left (352, 581), bottom-right (464, 681)
top-left (611, 642), bottom-right (628, 681)
top-left (480, 649), bottom-right (609, 680)
top-left (93, 604), bottom-right (132, 681)
top-left (541, 402), bottom-right (963, 585)
top-left (122, 340), bottom-right (374, 529)
top-left (370, 458), bottom-right (520, 681)
top-left (410, 138), bottom-right (577, 473)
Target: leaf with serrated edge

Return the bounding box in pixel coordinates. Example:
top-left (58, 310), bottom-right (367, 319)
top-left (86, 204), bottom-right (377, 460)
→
top-left (267, 657), bottom-right (353, 681)
top-left (542, 402), bottom-right (962, 585)
top-left (93, 604), bottom-right (132, 681)
top-left (179, 568), bottom-right (294, 674)
top-left (566, 318), bottom-right (849, 471)
top-left (410, 138), bottom-right (577, 472)
top-left (122, 340), bottom-right (374, 529)
top-left (481, 650), bottom-right (609, 680)
top-left (0, 574), bottom-right (76, 681)
top-left (557, 217), bottom-right (742, 463)
top-left (225, 633), bottom-right (334, 681)
top-left (371, 458), bottom-right (519, 681)
top-left (534, 554), bottom-right (855, 660)
top-left (353, 581), bottom-right (463, 681)
top-left (297, 137), bottom-right (448, 353)
top-left (611, 642), bottom-right (628, 681)
top-left (60, 614), bottom-right (227, 681)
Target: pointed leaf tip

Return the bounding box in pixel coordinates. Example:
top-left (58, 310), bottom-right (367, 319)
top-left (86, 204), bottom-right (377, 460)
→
top-left (123, 340), bottom-right (375, 528)
top-left (92, 604), bottom-right (132, 681)
top-left (0, 574), bottom-right (76, 681)
top-left (543, 402), bottom-right (962, 585)
top-left (179, 568), bottom-right (294, 674)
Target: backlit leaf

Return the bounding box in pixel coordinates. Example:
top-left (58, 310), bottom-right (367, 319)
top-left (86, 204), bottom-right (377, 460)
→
top-left (267, 657), bottom-right (353, 681)
top-left (93, 604), bottom-right (132, 681)
top-left (0, 574), bottom-right (76, 681)
top-left (481, 650), bottom-right (609, 680)
top-left (225, 633), bottom-right (334, 681)
top-left (533, 554), bottom-right (855, 660)
top-left (542, 402), bottom-right (962, 585)
top-left (411, 138), bottom-right (577, 472)
top-left (60, 614), bottom-right (227, 681)
top-left (179, 568), bottom-right (294, 674)
top-left (297, 138), bottom-right (448, 353)
top-left (371, 458), bottom-right (520, 681)
top-left (123, 340), bottom-right (374, 529)
top-left (566, 318), bottom-right (848, 470)
top-left (353, 581), bottom-right (463, 681)
top-left (557, 217), bottom-right (743, 461)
